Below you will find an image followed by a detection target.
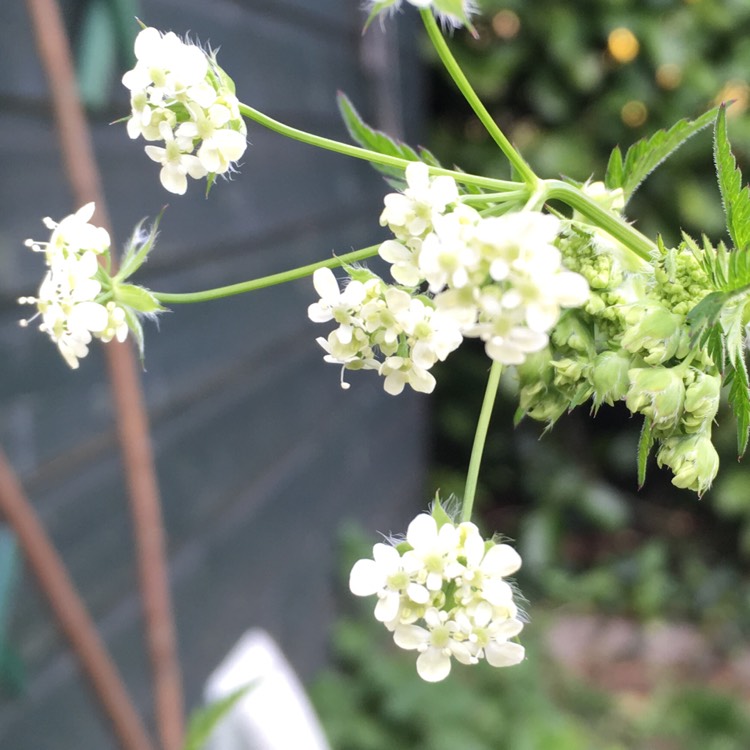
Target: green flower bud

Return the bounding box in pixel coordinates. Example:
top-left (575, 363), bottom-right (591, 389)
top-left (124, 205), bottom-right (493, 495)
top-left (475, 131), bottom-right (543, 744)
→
top-left (516, 348), bottom-right (554, 387)
top-left (518, 380), bottom-right (568, 424)
top-left (621, 304), bottom-right (686, 365)
top-left (591, 350), bottom-right (631, 407)
top-left (551, 313), bottom-right (594, 354)
top-left (626, 366), bottom-right (685, 432)
top-left (551, 357), bottom-right (587, 387)
top-left (682, 370), bottom-right (722, 433)
top-left (657, 432), bottom-right (719, 495)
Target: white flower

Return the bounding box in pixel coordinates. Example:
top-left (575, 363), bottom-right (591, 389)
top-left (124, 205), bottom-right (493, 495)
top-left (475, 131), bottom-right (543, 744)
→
top-left (122, 27), bottom-right (208, 98)
top-left (393, 608), bottom-right (475, 682)
top-left (378, 238), bottom-right (423, 287)
top-left (349, 508), bottom-right (524, 682)
top-left (177, 102), bottom-right (247, 174)
top-left (379, 356), bottom-right (436, 395)
top-left (144, 121), bottom-right (208, 195)
top-left (350, 543), bottom-right (430, 624)
top-left (308, 268), bottom-right (367, 332)
top-left (380, 162), bottom-right (458, 240)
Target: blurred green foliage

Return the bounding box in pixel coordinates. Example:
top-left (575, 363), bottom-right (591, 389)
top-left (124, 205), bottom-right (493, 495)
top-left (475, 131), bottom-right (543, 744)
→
top-left (311, 530), bottom-right (750, 750)
top-left (426, 0), bottom-right (750, 245)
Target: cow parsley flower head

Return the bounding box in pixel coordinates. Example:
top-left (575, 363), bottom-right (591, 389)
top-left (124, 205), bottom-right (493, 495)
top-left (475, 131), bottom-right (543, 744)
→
top-left (122, 26), bottom-right (247, 194)
top-left (349, 502), bottom-right (525, 682)
top-left (19, 204), bottom-right (168, 368)
top-left (19, 204), bottom-right (128, 368)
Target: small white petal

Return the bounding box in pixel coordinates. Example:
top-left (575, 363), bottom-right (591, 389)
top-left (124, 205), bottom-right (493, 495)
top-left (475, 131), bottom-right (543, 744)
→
top-left (416, 648), bottom-right (452, 682)
top-left (349, 559), bottom-right (385, 596)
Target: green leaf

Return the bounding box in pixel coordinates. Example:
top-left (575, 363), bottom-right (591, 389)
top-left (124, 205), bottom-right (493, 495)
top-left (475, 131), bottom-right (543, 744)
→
top-left (116, 284), bottom-right (166, 314)
top-left (603, 145), bottom-right (624, 191)
top-left (714, 105), bottom-right (750, 253)
top-left (727, 352), bottom-right (750, 457)
top-left (337, 92), bottom-right (438, 183)
top-left (205, 172), bottom-right (217, 198)
top-left (686, 290), bottom-right (728, 349)
top-left (615, 108), bottom-right (718, 201)
top-left (430, 493), bottom-right (454, 528)
top-left (637, 418), bottom-right (654, 489)
top-left (183, 684), bottom-right (254, 750)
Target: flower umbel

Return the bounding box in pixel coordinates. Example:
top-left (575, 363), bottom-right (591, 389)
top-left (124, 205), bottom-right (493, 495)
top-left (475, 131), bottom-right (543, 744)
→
top-left (19, 204), bottom-right (126, 369)
top-left (122, 27), bottom-right (247, 194)
top-left (20, 204), bottom-right (167, 368)
top-left (349, 505), bottom-right (525, 682)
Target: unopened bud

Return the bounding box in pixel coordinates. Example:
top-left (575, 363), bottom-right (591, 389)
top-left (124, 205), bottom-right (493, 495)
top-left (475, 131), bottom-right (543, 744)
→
top-left (621, 304), bottom-right (686, 364)
top-left (626, 366), bottom-right (685, 432)
top-left (657, 432), bottom-right (719, 495)
top-left (682, 370), bottom-right (722, 433)
top-left (591, 350), bottom-right (631, 407)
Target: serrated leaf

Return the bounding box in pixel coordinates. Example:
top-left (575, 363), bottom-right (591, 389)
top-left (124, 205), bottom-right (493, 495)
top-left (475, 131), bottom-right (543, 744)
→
top-left (685, 290), bottom-right (728, 349)
top-left (727, 352), bottom-right (750, 456)
top-left (637, 418), bottom-right (654, 488)
top-left (604, 145), bottom-right (624, 191)
top-left (618, 107), bottom-right (718, 200)
top-left (714, 105), bottom-right (750, 253)
top-left (183, 684), bottom-right (254, 750)
top-left (337, 92), bottom-right (429, 182)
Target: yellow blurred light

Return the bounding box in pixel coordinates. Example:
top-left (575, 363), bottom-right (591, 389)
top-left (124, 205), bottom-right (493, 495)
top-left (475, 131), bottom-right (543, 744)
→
top-left (492, 10), bottom-right (521, 40)
top-left (608, 27), bottom-right (640, 64)
top-left (656, 63), bottom-right (683, 90)
top-left (621, 100), bottom-right (648, 128)
top-left (714, 80), bottom-right (749, 117)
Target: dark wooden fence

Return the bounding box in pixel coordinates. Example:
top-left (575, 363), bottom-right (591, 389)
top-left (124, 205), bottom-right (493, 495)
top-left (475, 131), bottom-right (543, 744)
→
top-left (0, 1), bottom-right (427, 746)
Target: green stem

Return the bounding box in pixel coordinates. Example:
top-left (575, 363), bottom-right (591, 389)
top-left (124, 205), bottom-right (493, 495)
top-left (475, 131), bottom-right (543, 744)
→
top-left (462, 360), bottom-right (503, 522)
top-left (543, 180), bottom-right (657, 261)
top-left (237, 103), bottom-right (522, 193)
top-left (153, 244), bottom-right (380, 305)
top-left (460, 191), bottom-right (527, 205)
top-left (421, 10), bottom-right (538, 188)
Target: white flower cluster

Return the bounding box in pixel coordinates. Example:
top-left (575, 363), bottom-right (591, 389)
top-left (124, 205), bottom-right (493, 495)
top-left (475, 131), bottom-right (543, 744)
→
top-left (381, 162), bottom-right (590, 365)
top-left (122, 27), bottom-right (247, 195)
top-left (309, 266), bottom-right (462, 394)
top-left (309, 162), bottom-right (589, 393)
top-left (350, 512), bottom-right (525, 682)
top-left (19, 204), bottom-right (128, 369)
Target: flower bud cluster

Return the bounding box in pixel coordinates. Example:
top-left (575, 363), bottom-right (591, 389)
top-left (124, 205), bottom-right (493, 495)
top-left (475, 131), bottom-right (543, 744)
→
top-left (349, 510), bottom-right (525, 682)
top-left (310, 162), bottom-right (589, 393)
top-left (18, 204), bottom-right (127, 369)
top-left (518, 225), bottom-right (723, 494)
top-left (122, 27), bottom-right (247, 195)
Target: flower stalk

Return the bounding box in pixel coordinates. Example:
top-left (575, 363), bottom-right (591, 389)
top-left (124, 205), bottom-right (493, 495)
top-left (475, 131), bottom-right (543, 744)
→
top-left (462, 360), bottom-right (504, 522)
